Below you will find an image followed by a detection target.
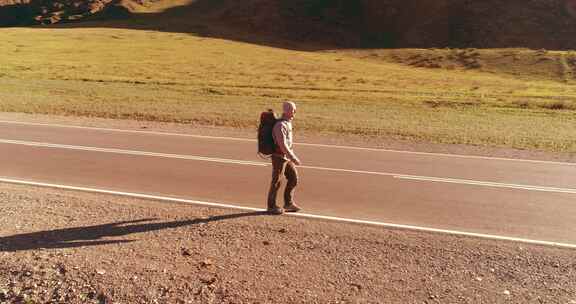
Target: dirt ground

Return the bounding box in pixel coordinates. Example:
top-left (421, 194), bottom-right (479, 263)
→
top-left (1, 183), bottom-right (576, 304)
top-left (1, 113), bottom-right (576, 303)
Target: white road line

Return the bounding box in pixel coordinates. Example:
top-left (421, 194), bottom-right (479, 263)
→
top-left (1, 120), bottom-right (574, 166)
top-left (394, 175), bottom-right (576, 194)
top-left (0, 139), bottom-right (267, 167)
top-left (300, 164), bottom-right (397, 177)
top-left (3, 138), bottom-right (576, 195)
top-left (0, 120), bottom-right (256, 142)
top-left (298, 165), bottom-right (576, 195)
top-left (1, 176), bottom-right (575, 250)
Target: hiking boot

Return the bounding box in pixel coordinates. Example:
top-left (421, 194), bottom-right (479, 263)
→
top-left (284, 203), bottom-right (302, 213)
top-left (267, 206), bottom-right (284, 215)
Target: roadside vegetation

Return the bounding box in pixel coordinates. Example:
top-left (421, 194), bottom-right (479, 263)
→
top-left (1, 26), bottom-right (576, 152)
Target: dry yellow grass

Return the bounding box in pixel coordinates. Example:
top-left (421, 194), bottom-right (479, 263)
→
top-left (1, 26), bottom-right (576, 152)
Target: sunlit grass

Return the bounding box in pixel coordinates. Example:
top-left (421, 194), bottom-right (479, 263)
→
top-left (1, 26), bottom-right (576, 152)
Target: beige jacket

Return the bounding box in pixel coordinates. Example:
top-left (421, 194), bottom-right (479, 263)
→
top-left (272, 119), bottom-right (298, 161)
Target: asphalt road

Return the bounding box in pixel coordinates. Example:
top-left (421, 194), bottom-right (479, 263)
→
top-left (1, 120), bottom-right (576, 245)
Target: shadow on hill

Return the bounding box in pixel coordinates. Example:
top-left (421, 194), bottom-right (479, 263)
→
top-left (0, 211), bottom-right (268, 252)
top-left (41, 0), bottom-right (337, 51)
top-left (0, 3), bottom-right (36, 26)
top-left (4, 0), bottom-right (576, 51)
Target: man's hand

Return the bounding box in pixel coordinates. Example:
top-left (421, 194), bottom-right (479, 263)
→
top-left (292, 157), bottom-right (302, 166)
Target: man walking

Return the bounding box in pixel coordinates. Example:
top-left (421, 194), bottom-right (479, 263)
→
top-left (267, 101), bottom-right (302, 215)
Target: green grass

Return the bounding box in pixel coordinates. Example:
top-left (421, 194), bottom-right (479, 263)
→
top-left (1, 25), bottom-right (576, 152)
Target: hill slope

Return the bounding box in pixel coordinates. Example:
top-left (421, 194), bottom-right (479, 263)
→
top-left (1, 0), bottom-right (576, 49)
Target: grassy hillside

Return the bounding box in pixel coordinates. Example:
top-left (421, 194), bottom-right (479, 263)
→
top-left (1, 25), bottom-right (576, 152)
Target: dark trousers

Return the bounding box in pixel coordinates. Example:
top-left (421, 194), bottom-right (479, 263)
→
top-left (267, 155), bottom-right (299, 209)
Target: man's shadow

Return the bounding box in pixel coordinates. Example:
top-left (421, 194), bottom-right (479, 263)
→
top-left (0, 211), bottom-right (268, 252)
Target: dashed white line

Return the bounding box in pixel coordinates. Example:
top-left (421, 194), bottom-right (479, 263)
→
top-left (0, 139), bottom-right (267, 167)
top-left (1, 176), bottom-right (575, 250)
top-left (0, 120), bottom-right (256, 142)
top-left (2, 138), bottom-right (576, 195)
top-left (394, 175), bottom-right (576, 195)
top-left (1, 120), bottom-right (575, 166)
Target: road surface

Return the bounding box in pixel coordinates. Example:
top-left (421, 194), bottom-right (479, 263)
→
top-left (1, 120), bottom-right (575, 246)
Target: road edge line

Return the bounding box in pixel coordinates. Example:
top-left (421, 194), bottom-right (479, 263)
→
top-left (1, 177), bottom-right (576, 250)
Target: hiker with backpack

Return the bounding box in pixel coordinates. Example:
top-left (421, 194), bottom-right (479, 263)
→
top-left (258, 101), bottom-right (302, 215)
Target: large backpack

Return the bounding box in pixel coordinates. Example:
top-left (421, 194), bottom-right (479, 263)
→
top-left (258, 109), bottom-right (278, 157)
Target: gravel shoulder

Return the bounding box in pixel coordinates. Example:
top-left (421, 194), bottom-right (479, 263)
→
top-left (1, 184), bottom-right (576, 304)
